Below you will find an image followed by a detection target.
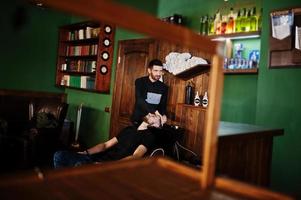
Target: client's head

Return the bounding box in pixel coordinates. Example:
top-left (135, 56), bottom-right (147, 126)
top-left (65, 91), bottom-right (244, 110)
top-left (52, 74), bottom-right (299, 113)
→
top-left (144, 113), bottom-right (161, 128)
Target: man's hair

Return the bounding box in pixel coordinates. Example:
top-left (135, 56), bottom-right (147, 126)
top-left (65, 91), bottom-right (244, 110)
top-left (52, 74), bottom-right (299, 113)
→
top-left (148, 59), bottom-right (163, 69)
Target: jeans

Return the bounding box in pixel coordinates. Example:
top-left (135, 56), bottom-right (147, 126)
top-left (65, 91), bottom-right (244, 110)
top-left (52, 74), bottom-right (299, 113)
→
top-left (53, 150), bottom-right (93, 168)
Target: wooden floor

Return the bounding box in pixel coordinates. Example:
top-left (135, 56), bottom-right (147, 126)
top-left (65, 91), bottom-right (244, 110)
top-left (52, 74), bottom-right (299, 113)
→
top-left (0, 158), bottom-right (291, 200)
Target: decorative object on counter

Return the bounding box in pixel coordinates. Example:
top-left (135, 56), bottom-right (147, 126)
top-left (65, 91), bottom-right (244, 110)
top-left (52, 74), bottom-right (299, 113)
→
top-left (162, 14), bottom-right (184, 25)
top-left (185, 81), bottom-right (195, 105)
top-left (202, 92), bottom-right (208, 108)
top-left (194, 91), bottom-right (201, 106)
top-left (163, 52), bottom-right (208, 75)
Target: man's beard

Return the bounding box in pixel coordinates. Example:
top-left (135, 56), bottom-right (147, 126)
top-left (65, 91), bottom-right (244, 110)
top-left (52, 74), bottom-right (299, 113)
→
top-left (151, 74), bottom-right (161, 81)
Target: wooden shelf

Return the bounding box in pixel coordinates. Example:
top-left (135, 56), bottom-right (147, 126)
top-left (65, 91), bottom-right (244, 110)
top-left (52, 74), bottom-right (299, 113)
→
top-left (208, 31), bottom-right (261, 41)
top-left (177, 103), bottom-right (207, 110)
top-left (56, 85), bottom-right (109, 94)
top-left (59, 70), bottom-right (96, 76)
top-left (223, 68), bottom-right (258, 74)
top-left (61, 38), bottom-right (99, 44)
top-left (172, 64), bottom-right (210, 80)
top-left (59, 55), bottom-right (97, 59)
top-left (56, 21), bottom-right (115, 93)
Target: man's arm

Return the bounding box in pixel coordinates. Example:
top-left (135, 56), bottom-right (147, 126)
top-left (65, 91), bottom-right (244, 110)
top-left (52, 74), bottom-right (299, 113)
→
top-left (78, 137), bottom-right (118, 155)
top-left (135, 78), bottom-right (151, 114)
top-left (122, 145), bottom-right (148, 160)
top-left (157, 86), bottom-right (168, 115)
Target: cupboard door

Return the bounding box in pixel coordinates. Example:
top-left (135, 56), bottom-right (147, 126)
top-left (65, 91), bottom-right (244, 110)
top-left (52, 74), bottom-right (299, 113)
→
top-left (110, 39), bottom-right (157, 138)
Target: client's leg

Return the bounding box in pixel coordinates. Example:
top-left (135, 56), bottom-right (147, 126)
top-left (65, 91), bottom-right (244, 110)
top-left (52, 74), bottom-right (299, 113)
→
top-left (53, 150), bottom-right (93, 168)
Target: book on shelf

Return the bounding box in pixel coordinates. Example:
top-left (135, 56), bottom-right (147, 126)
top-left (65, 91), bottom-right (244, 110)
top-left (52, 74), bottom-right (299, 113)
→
top-left (78, 29), bottom-right (84, 40)
top-left (86, 77), bottom-right (95, 89)
top-left (80, 76), bottom-right (89, 89)
top-left (61, 75), bottom-right (70, 86)
top-left (69, 76), bottom-right (81, 88)
top-left (86, 27), bottom-right (92, 39)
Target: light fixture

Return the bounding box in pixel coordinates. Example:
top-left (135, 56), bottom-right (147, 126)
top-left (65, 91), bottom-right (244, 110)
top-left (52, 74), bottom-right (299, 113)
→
top-left (211, 34), bottom-right (260, 41)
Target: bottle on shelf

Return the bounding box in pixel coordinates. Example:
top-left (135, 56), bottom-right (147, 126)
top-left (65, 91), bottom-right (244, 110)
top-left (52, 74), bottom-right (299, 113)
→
top-left (221, 15), bottom-right (228, 34)
top-left (250, 7), bottom-right (258, 31)
top-left (202, 92), bottom-right (208, 108)
top-left (200, 15), bottom-right (209, 35)
top-left (226, 7), bottom-right (235, 34)
top-left (240, 8), bottom-right (248, 32)
top-left (208, 16), bottom-right (215, 35)
top-left (235, 9), bottom-right (241, 33)
top-left (185, 81), bottom-right (195, 105)
top-left (257, 8), bottom-right (263, 31)
top-left (245, 9), bottom-right (251, 32)
top-left (214, 10), bottom-right (221, 34)
top-left (194, 91), bottom-right (201, 106)
top-left (199, 16), bottom-right (204, 35)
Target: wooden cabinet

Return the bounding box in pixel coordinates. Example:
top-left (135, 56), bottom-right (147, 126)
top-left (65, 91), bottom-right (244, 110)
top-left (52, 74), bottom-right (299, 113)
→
top-left (56, 21), bottom-right (115, 93)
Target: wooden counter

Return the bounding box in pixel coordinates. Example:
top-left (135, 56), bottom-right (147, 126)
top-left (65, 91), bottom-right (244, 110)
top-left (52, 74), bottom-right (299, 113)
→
top-left (217, 121), bottom-right (284, 186)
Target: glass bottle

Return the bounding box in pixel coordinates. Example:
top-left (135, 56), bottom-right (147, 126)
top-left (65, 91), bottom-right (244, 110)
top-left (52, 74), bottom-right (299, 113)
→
top-left (245, 9), bottom-right (251, 32)
top-left (221, 15), bottom-right (228, 34)
top-left (240, 8), bottom-right (247, 32)
top-left (250, 7), bottom-right (257, 31)
top-left (199, 16), bottom-right (204, 35)
top-left (235, 9), bottom-right (241, 33)
top-left (227, 7), bottom-right (235, 34)
top-left (202, 15), bottom-right (209, 35)
top-left (257, 8), bottom-right (263, 31)
top-left (214, 10), bottom-right (221, 34)
top-left (208, 16), bottom-right (215, 35)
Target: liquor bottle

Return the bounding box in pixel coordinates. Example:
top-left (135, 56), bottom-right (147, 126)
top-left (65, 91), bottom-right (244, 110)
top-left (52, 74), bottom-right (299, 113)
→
top-left (240, 8), bottom-right (247, 32)
top-left (194, 91), bottom-right (201, 106)
top-left (214, 10), bottom-right (221, 34)
top-left (199, 16), bottom-right (204, 35)
top-left (249, 7), bottom-right (257, 31)
top-left (221, 15), bottom-right (228, 34)
top-left (257, 8), bottom-right (263, 31)
top-left (202, 92), bottom-right (208, 108)
top-left (235, 9), bottom-right (241, 33)
top-left (202, 15), bottom-right (209, 35)
top-left (226, 7), bottom-right (235, 34)
top-left (245, 9), bottom-right (251, 32)
top-left (208, 16), bottom-right (215, 35)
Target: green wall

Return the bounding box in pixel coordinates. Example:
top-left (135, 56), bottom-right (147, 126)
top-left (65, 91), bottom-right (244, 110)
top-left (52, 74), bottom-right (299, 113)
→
top-left (0, 1), bottom-right (158, 147)
top-left (0, 0), bottom-right (70, 92)
top-left (256, 0), bottom-right (301, 197)
top-left (158, 0), bottom-right (301, 198)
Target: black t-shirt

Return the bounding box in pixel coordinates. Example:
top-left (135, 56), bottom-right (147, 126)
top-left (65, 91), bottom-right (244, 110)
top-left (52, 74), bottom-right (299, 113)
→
top-left (131, 76), bottom-right (168, 124)
top-left (91, 126), bottom-right (155, 162)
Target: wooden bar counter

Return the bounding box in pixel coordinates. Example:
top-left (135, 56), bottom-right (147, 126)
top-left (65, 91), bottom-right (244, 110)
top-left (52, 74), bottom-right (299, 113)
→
top-left (217, 121), bottom-right (284, 186)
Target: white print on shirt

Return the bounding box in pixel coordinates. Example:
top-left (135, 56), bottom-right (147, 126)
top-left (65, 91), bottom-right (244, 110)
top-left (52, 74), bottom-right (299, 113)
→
top-left (146, 92), bottom-right (162, 105)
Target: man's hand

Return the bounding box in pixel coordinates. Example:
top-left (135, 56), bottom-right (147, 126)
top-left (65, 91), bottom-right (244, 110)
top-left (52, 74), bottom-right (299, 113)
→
top-left (155, 111), bottom-right (167, 126)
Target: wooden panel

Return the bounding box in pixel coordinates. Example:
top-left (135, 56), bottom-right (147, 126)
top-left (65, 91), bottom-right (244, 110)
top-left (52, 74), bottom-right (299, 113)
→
top-left (110, 39), bottom-right (157, 138)
top-left (217, 136), bottom-right (273, 186)
top-left (175, 104), bottom-right (206, 156)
